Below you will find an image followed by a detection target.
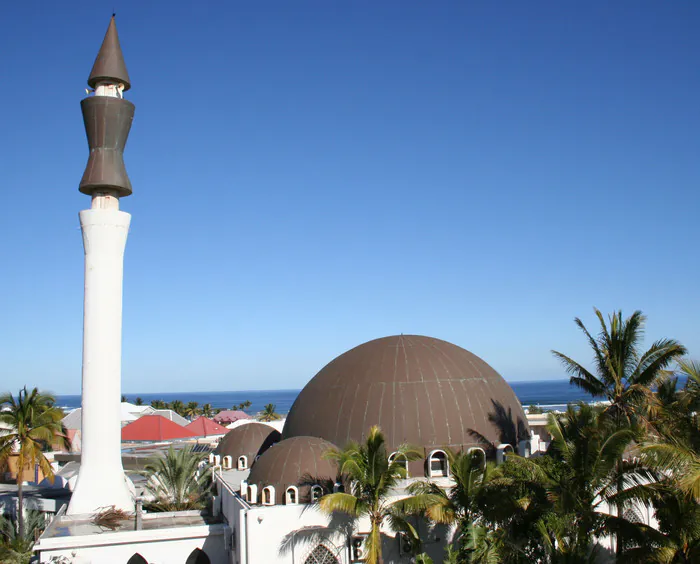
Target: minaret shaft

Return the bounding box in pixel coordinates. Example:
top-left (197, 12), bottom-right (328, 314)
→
top-left (67, 210), bottom-right (133, 514)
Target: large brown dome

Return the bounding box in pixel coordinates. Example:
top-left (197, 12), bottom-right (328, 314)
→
top-left (283, 335), bottom-right (528, 453)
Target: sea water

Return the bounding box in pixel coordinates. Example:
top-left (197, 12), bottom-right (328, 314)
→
top-left (55, 379), bottom-right (594, 414)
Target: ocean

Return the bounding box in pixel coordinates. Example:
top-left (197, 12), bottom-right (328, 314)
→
top-left (55, 379), bottom-right (594, 414)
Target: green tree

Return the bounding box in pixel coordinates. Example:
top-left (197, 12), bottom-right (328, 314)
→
top-left (134, 397), bottom-right (144, 406)
top-left (151, 399), bottom-right (167, 409)
top-left (184, 401), bottom-right (200, 419)
top-left (0, 510), bottom-right (46, 563)
top-left (506, 404), bottom-right (653, 561)
top-left (257, 403), bottom-right (282, 422)
top-left (643, 359), bottom-right (700, 500)
top-left (405, 449), bottom-right (501, 563)
top-left (121, 394), bottom-right (127, 403)
top-left (234, 400), bottom-right (252, 411)
top-left (552, 309), bottom-right (686, 428)
top-left (169, 400), bottom-right (185, 416)
top-left (0, 387), bottom-right (64, 540)
top-left (200, 403), bottom-right (214, 418)
top-left (143, 445), bottom-right (212, 511)
top-left (319, 425), bottom-right (422, 564)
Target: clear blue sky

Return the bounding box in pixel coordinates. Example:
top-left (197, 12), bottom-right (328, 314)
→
top-left (1, 1), bottom-right (698, 394)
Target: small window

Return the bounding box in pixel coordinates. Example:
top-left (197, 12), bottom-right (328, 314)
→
top-left (389, 452), bottom-right (409, 477)
top-left (429, 450), bottom-right (448, 477)
top-left (286, 486), bottom-right (298, 505)
top-left (223, 455), bottom-right (233, 469)
top-left (237, 455), bottom-right (248, 470)
top-left (262, 485), bottom-right (275, 505)
top-left (248, 484), bottom-right (258, 504)
top-left (467, 447), bottom-right (486, 467)
top-left (310, 485), bottom-right (323, 502)
top-left (496, 444), bottom-right (513, 465)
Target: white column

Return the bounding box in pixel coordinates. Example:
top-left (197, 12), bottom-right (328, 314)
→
top-left (67, 207), bottom-right (134, 514)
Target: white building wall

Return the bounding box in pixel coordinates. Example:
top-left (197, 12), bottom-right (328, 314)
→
top-left (35, 523), bottom-right (227, 564)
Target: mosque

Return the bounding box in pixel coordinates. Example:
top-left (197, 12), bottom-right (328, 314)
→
top-left (32, 16), bottom-right (541, 564)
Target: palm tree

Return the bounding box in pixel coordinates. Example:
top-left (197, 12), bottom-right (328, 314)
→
top-left (257, 403), bottom-right (281, 422)
top-left (184, 401), bottom-right (200, 419)
top-left (319, 425), bottom-right (422, 564)
top-left (169, 400), bottom-right (185, 416)
top-left (506, 404), bottom-right (653, 561)
top-left (143, 445), bottom-right (212, 511)
top-left (0, 509), bottom-right (46, 563)
top-left (150, 399), bottom-right (167, 409)
top-left (642, 359), bottom-right (700, 500)
top-left (405, 449), bottom-right (501, 563)
top-left (134, 397), bottom-right (144, 406)
top-left (200, 403), bottom-right (214, 418)
top-left (0, 387), bottom-right (64, 540)
top-left (552, 309), bottom-right (686, 427)
top-left (121, 394), bottom-right (128, 402)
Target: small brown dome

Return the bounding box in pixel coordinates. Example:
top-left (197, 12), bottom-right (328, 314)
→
top-left (283, 335), bottom-right (528, 454)
top-left (215, 423), bottom-right (280, 467)
top-left (247, 437), bottom-right (337, 505)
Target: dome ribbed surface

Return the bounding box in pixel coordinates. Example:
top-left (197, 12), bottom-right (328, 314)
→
top-left (215, 423), bottom-right (280, 461)
top-left (283, 335), bottom-right (528, 451)
top-left (247, 436), bottom-right (337, 504)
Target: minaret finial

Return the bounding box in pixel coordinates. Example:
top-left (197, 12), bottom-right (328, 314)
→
top-left (88, 15), bottom-right (131, 91)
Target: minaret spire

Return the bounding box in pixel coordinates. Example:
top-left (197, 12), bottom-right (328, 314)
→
top-left (87, 15), bottom-right (131, 91)
top-left (79, 15), bottom-right (135, 200)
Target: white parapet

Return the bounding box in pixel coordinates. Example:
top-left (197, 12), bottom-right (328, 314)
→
top-left (67, 208), bottom-right (134, 515)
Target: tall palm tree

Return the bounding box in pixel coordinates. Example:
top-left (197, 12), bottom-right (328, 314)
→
top-left (0, 387), bottom-right (64, 539)
top-left (405, 449), bottom-right (501, 563)
top-left (552, 309), bottom-right (686, 427)
top-left (150, 399), bottom-right (167, 409)
top-left (319, 425), bottom-right (422, 564)
top-left (257, 403), bottom-right (281, 422)
top-left (200, 403), bottom-right (214, 418)
top-left (134, 397), bottom-right (144, 406)
top-left (184, 401), bottom-right (200, 419)
top-left (143, 445), bottom-right (211, 511)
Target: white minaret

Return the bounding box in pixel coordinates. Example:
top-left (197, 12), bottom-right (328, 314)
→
top-left (67, 16), bottom-right (135, 515)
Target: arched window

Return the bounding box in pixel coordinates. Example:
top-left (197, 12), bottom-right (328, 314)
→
top-left (389, 452), bottom-right (409, 476)
top-left (248, 484), bottom-right (258, 504)
top-left (237, 455), bottom-right (248, 470)
top-left (428, 450), bottom-right (448, 477)
top-left (127, 555), bottom-right (147, 564)
top-left (304, 544), bottom-right (340, 564)
top-left (208, 453), bottom-right (215, 464)
top-left (285, 486), bottom-right (298, 504)
top-left (466, 447), bottom-right (486, 467)
top-left (496, 444), bottom-right (513, 465)
top-left (262, 485), bottom-right (275, 505)
top-left (310, 485), bottom-right (323, 502)
top-left (222, 455), bottom-right (233, 469)
top-left (185, 548), bottom-right (211, 564)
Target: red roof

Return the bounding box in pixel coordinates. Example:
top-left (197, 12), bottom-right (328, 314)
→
top-left (185, 417), bottom-right (229, 437)
top-left (121, 415), bottom-right (196, 442)
top-left (213, 410), bottom-right (252, 424)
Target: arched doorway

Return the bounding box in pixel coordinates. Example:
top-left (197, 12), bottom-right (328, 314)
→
top-left (304, 544), bottom-right (340, 564)
top-left (127, 555), bottom-right (147, 564)
top-left (185, 548), bottom-right (211, 564)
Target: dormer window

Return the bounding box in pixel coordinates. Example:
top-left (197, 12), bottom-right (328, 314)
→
top-left (285, 486), bottom-right (298, 504)
top-left (310, 485), bottom-right (323, 502)
top-left (428, 450), bottom-right (448, 477)
top-left (389, 452), bottom-right (409, 477)
top-left (262, 486), bottom-right (275, 506)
